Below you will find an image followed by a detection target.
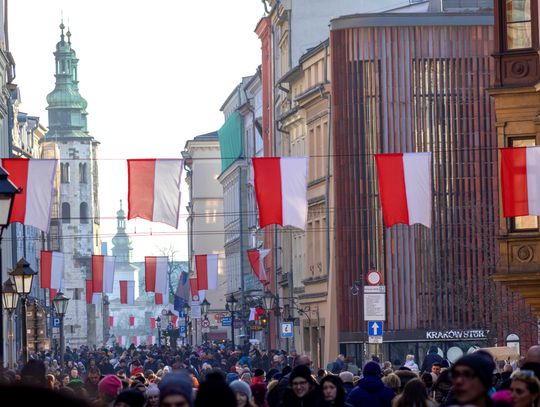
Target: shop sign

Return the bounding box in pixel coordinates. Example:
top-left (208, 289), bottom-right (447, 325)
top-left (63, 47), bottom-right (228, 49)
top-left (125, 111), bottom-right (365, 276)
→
top-left (426, 329), bottom-right (489, 340)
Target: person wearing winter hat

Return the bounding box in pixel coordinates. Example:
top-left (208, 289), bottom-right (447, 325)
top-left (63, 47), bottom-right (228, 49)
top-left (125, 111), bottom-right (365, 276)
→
top-left (346, 362), bottom-right (395, 407)
top-left (280, 365), bottom-right (322, 407)
top-left (230, 379), bottom-right (255, 407)
top-left (252, 369), bottom-right (265, 385)
top-left (114, 389), bottom-right (146, 407)
top-left (145, 383), bottom-right (160, 407)
top-left (339, 372), bottom-right (354, 397)
top-left (98, 375), bottom-right (124, 407)
top-left (158, 372), bottom-right (194, 407)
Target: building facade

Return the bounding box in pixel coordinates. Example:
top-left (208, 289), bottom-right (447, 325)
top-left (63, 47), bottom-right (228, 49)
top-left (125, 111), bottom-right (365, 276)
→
top-left (183, 132), bottom-right (228, 343)
top-left (330, 2), bottom-right (536, 366)
top-left (42, 24), bottom-right (103, 346)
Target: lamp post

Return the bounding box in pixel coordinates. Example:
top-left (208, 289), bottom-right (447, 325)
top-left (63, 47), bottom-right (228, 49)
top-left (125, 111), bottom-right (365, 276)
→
top-left (261, 290), bottom-right (275, 351)
top-left (182, 303), bottom-right (190, 346)
top-left (201, 298), bottom-right (210, 343)
top-left (2, 278), bottom-right (19, 368)
top-left (52, 291), bottom-right (69, 369)
top-left (10, 258), bottom-right (37, 364)
top-left (156, 316), bottom-right (162, 347)
top-left (165, 310), bottom-right (177, 349)
top-left (0, 165), bottom-right (20, 367)
top-left (226, 293), bottom-right (238, 351)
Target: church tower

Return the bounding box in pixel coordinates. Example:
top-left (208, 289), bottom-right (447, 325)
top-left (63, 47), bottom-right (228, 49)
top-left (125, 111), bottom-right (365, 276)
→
top-left (43, 22), bottom-right (102, 346)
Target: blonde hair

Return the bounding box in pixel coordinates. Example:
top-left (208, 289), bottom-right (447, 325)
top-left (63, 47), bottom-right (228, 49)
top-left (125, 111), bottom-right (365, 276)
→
top-left (382, 373), bottom-right (401, 392)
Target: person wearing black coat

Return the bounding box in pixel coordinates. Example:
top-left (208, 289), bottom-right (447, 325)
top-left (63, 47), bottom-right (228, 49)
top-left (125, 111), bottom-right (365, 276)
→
top-left (421, 346), bottom-right (443, 373)
top-left (320, 375), bottom-right (353, 407)
top-left (280, 365), bottom-right (324, 407)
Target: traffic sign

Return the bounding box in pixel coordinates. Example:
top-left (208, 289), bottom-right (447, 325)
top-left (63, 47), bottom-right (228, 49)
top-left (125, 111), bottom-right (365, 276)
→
top-left (52, 317), bottom-right (61, 328)
top-left (364, 293), bottom-right (386, 320)
top-left (202, 319), bottom-right (210, 328)
top-left (221, 317), bottom-right (231, 327)
top-left (280, 322), bottom-right (294, 338)
top-left (179, 325), bottom-right (186, 334)
top-left (364, 285), bottom-right (386, 294)
top-left (369, 336), bottom-right (383, 344)
top-left (367, 321), bottom-right (383, 337)
top-left (367, 270), bottom-right (382, 286)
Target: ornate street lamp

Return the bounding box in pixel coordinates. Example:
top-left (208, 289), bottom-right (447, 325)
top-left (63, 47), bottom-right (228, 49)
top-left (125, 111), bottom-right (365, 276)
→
top-left (10, 258), bottom-right (37, 364)
top-left (182, 304), bottom-right (190, 346)
top-left (201, 298), bottom-right (210, 316)
top-left (2, 278), bottom-right (18, 368)
top-left (52, 291), bottom-right (69, 367)
top-left (156, 317), bottom-right (162, 347)
top-left (226, 293), bottom-right (239, 351)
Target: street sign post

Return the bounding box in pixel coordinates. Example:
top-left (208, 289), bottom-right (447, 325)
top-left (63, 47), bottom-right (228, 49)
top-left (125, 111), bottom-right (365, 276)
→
top-left (281, 322), bottom-right (294, 338)
top-left (52, 317), bottom-right (61, 328)
top-left (367, 321), bottom-right (383, 344)
top-left (221, 317), bottom-right (231, 327)
top-left (364, 285), bottom-right (386, 321)
top-left (202, 319), bottom-right (210, 328)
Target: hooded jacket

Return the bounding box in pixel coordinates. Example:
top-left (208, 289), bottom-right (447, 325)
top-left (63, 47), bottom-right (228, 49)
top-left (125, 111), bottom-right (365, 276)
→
top-left (346, 376), bottom-right (395, 407)
top-left (421, 346), bottom-right (443, 373)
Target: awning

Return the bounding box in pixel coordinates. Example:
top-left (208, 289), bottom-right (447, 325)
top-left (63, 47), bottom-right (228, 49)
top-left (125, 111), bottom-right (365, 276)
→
top-left (479, 346), bottom-right (520, 361)
top-left (207, 331), bottom-right (228, 341)
top-left (218, 111), bottom-right (243, 173)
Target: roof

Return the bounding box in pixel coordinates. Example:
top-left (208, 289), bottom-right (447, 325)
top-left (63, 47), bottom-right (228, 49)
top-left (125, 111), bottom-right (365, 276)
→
top-left (193, 131), bottom-right (218, 141)
top-left (299, 39), bottom-right (329, 65)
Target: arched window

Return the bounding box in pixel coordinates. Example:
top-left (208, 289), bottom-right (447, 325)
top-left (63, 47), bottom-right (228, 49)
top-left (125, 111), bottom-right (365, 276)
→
top-left (61, 163), bottom-right (70, 183)
top-left (62, 202), bottom-right (70, 223)
top-left (80, 202), bottom-right (89, 224)
top-left (79, 163), bottom-right (87, 184)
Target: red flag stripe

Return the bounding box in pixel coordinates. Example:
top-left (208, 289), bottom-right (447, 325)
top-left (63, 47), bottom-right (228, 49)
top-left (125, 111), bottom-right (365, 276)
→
top-left (145, 256), bottom-right (157, 292)
top-left (155, 293), bottom-right (163, 304)
top-left (374, 154), bottom-right (410, 226)
top-left (108, 316), bottom-right (114, 327)
top-left (127, 159), bottom-right (156, 221)
top-left (2, 158), bottom-right (28, 224)
top-left (501, 147), bottom-right (529, 217)
top-left (49, 288), bottom-right (58, 304)
top-left (120, 280), bottom-right (128, 304)
top-left (247, 250), bottom-right (262, 283)
top-left (129, 316), bottom-right (135, 326)
top-left (151, 317), bottom-right (156, 329)
top-left (92, 255), bottom-right (104, 293)
top-left (253, 158), bottom-right (283, 227)
top-left (189, 277), bottom-right (198, 296)
top-left (86, 280), bottom-right (93, 305)
top-left (41, 251), bottom-right (53, 289)
top-left (195, 255), bottom-right (208, 290)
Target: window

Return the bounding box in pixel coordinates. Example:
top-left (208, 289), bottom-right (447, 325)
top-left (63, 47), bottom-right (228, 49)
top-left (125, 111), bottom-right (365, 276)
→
top-left (506, 0), bottom-right (532, 50)
top-left (61, 202), bottom-right (70, 224)
top-left (80, 202), bottom-right (89, 224)
top-left (61, 163), bottom-right (70, 183)
top-left (510, 137), bottom-right (538, 230)
top-left (79, 163), bottom-right (87, 184)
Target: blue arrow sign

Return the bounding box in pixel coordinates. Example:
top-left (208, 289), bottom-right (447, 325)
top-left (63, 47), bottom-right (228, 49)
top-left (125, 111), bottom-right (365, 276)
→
top-left (368, 321), bottom-right (383, 337)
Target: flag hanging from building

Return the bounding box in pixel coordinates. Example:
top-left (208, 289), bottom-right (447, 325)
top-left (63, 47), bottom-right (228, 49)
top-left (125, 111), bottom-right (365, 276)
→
top-left (127, 159), bottom-right (183, 228)
top-left (247, 249), bottom-right (271, 285)
top-left (150, 317), bottom-right (156, 329)
top-left (109, 316), bottom-right (114, 327)
top-left (174, 271), bottom-right (190, 313)
top-left (92, 255), bottom-right (116, 293)
top-left (252, 157), bottom-right (308, 230)
top-left (155, 292), bottom-right (169, 305)
top-left (172, 314), bottom-right (179, 328)
top-left (49, 288), bottom-right (58, 304)
top-left (86, 280), bottom-right (101, 305)
top-left (189, 276), bottom-right (206, 302)
top-left (2, 158), bottom-right (57, 232)
top-left (195, 254), bottom-right (218, 290)
top-left (120, 280), bottom-right (135, 305)
top-left (129, 316), bottom-right (135, 327)
top-left (147, 335), bottom-right (156, 345)
top-left (117, 336), bottom-right (123, 347)
top-left (249, 307), bottom-right (265, 321)
top-left (374, 152), bottom-right (432, 228)
top-left (500, 147), bottom-right (540, 217)
top-left (145, 256), bottom-right (168, 296)
top-left (40, 251), bottom-right (64, 290)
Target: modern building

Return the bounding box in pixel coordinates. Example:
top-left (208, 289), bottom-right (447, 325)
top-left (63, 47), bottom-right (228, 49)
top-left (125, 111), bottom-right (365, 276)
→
top-left (489, 0), bottom-right (540, 348)
top-left (330, 0), bottom-right (536, 366)
top-left (183, 132), bottom-right (228, 343)
top-left (42, 23), bottom-right (103, 346)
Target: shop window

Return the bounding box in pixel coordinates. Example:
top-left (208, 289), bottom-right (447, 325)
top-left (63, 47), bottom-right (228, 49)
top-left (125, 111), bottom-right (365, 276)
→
top-left (506, 0), bottom-right (532, 50)
top-left (510, 138), bottom-right (538, 231)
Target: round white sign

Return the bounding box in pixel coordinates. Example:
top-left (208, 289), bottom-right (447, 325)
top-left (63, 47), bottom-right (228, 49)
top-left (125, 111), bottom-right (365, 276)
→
top-left (367, 270), bottom-right (382, 286)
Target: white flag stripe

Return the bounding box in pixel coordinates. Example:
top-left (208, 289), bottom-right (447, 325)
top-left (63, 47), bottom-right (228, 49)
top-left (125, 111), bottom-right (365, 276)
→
top-left (92, 292), bottom-right (101, 305)
top-left (403, 153), bottom-right (432, 227)
top-left (259, 249), bottom-right (270, 282)
top-left (153, 159), bottom-right (183, 228)
top-left (127, 281), bottom-right (135, 305)
top-left (526, 147), bottom-right (540, 215)
top-left (50, 252), bottom-right (64, 290)
top-left (155, 256), bottom-right (168, 295)
top-left (103, 256), bottom-right (116, 293)
top-left (26, 160), bottom-right (57, 232)
top-left (206, 254), bottom-right (218, 290)
top-left (280, 157), bottom-right (308, 229)
top-left (249, 308), bottom-right (256, 321)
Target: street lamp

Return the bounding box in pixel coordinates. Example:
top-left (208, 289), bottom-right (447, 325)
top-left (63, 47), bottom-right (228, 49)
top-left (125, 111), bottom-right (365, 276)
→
top-left (261, 290), bottom-right (275, 351)
top-left (226, 293), bottom-right (238, 351)
top-left (156, 317), bottom-right (162, 347)
top-left (182, 303), bottom-right (190, 346)
top-left (0, 166), bottom-right (20, 367)
top-left (52, 291), bottom-right (69, 368)
top-left (201, 299), bottom-right (211, 343)
top-left (10, 258), bottom-right (37, 364)
top-left (2, 278), bottom-right (19, 368)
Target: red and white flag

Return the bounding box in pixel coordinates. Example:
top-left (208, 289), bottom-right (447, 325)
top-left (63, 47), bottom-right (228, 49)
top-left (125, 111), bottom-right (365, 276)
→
top-left (117, 336), bottom-right (123, 347)
top-left (127, 159), bottom-right (183, 228)
top-left (92, 255), bottom-right (116, 293)
top-left (133, 336), bottom-right (138, 346)
top-left (49, 288), bottom-right (58, 304)
top-left (189, 276), bottom-right (206, 302)
top-left (2, 158), bottom-right (57, 232)
top-left (145, 256), bottom-right (168, 296)
top-left (195, 254), bottom-right (218, 290)
top-left (120, 280), bottom-right (135, 305)
top-left (147, 335), bottom-right (155, 345)
top-left (374, 152), bottom-right (432, 228)
top-left (86, 280), bottom-right (101, 305)
top-left (150, 317), bottom-right (156, 329)
top-left (247, 249), bottom-right (270, 285)
top-left (500, 147), bottom-right (540, 217)
top-left (252, 157), bottom-right (308, 229)
top-left (40, 251), bottom-right (64, 290)
top-left (129, 316), bottom-right (135, 327)
top-left (249, 307), bottom-right (265, 321)
top-left (108, 316), bottom-right (114, 327)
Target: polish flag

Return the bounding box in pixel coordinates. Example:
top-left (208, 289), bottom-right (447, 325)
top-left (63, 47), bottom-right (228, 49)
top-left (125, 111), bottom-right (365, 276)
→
top-left (127, 159), bottom-right (183, 228)
top-left (133, 336), bottom-right (138, 346)
top-left (249, 307), bottom-right (265, 321)
top-left (86, 280), bottom-right (101, 305)
top-left (40, 251), bottom-right (64, 289)
top-left (189, 276), bottom-right (206, 302)
top-left (148, 335), bottom-right (155, 345)
top-left (129, 316), bottom-right (135, 327)
top-left (500, 147), bottom-right (540, 216)
top-left (155, 293), bottom-right (169, 305)
top-left (150, 317), bottom-right (156, 329)
top-left (92, 255), bottom-right (116, 293)
top-left (374, 152), bottom-right (432, 228)
top-left (120, 280), bottom-right (135, 305)
top-left (117, 336), bottom-right (123, 347)
top-left (145, 256), bottom-right (168, 295)
top-left (195, 254), bottom-right (218, 290)
top-left (108, 316), bottom-right (114, 327)
top-left (252, 157), bottom-right (308, 229)
top-left (172, 314), bottom-right (178, 327)
top-left (247, 249), bottom-right (271, 285)
top-left (2, 158), bottom-right (57, 232)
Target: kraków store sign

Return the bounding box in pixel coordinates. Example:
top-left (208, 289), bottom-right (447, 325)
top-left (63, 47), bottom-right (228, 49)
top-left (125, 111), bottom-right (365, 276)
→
top-left (426, 329), bottom-right (489, 340)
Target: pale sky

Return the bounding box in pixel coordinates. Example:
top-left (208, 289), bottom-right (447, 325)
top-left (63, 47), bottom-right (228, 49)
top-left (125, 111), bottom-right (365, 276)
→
top-left (9, 0), bottom-right (265, 261)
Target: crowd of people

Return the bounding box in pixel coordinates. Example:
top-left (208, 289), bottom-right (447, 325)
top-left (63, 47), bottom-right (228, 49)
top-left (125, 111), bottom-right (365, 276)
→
top-left (2, 341), bottom-right (540, 406)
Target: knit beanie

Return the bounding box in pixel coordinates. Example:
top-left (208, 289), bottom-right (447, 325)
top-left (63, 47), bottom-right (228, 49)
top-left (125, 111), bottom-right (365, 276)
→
top-left (146, 383), bottom-right (160, 397)
top-left (452, 352), bottom-right (496, 391)
top-left (363, 361), bottom-right (382, 377)
top-left (159, 372), bottom-right (193, 405)
top-left (98, 374), bottom-right (123, 397)
top-left (289, 365), bottom-right (313, 384)
top-left (115, 389), bottom-right (146, 407)
top-left (339, 371), bottom-right (354, 384)
top-left (230, 379), bottom-right (252, 398)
